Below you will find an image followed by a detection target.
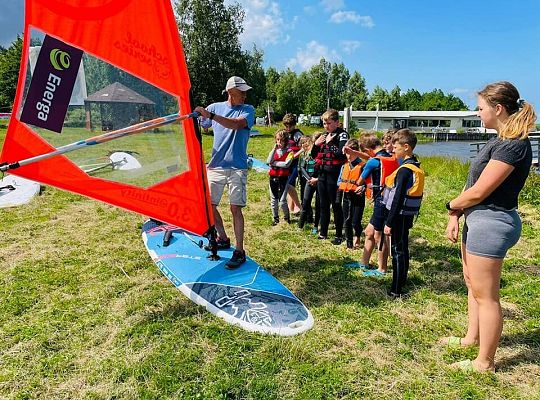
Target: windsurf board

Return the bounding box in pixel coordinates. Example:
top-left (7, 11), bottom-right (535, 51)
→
top-left (109, 151), bottom-right (141, 170)
top-left (142, 220), bottom-right (314, 336)
top-left (0, 175), bottom-right (41, 208)
top-left (248, 155), bottom-right (270, 173)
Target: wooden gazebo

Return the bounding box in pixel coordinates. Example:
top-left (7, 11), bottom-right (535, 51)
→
top-left (84, 82), bottom-right (156, 131)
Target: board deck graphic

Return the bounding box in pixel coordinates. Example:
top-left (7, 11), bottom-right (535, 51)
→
top-left (142, 220), bottom-right (313, 336)
top-left (0, 175), bottom-right (41, 208)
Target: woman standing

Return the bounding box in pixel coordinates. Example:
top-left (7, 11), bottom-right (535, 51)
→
top-left (444, 81), bottom-right (536, 372)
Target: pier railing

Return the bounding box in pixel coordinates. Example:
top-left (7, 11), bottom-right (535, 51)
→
top-left (421, 131), bottom-right (497, 141)
top-left (469, 133), bottom-right (540, 166)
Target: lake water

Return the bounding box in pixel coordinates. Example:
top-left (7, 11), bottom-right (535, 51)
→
top-left (414, 141), bottom-right (479, 162)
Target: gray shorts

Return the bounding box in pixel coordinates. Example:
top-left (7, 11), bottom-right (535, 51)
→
top-left (462, 205), bottom-right (521, 259)
top-left (207, 168), bottom-right (248, 207)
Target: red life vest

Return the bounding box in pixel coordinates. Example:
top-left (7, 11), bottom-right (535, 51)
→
top-left (365, 155), bottom-right (399, 199)
top-left (269, 149), bottom-right (292, 177)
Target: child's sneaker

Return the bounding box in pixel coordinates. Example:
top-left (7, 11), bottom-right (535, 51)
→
top-left (204, 237), bottom-right (230, 251)
top-left (226, 250), bottom-right (246, 270)
top-left (346, 240), bottom-right (354, 249)
top-left (272, 218), bottom-right (279, 226)
top-left (311, 227), bottom-right (319, 235)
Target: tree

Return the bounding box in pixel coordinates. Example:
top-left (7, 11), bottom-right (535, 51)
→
top-left (400, 88), bottom-right (423, 110)
top-left (274, 69), bottom-right (301, 118)
top-left (345, 71), bottom-right (368, 110)
top-left (239, 45), bottom-right (266, 109)
top-left (443, 93), bottom-right (468, 111)
top-left (175, 0), bottom-right (264, 108)
top-left (265, 66), bottom-right (280, 105)
top-left (329, 63), bottom-right (350, 111)
top-left (301, 58), bottom-right (330, 114)
top-left (387, 85), bottom-right (401, 111)
top-left (0, 36), bottom-right (22, 110)
top-left (367, 85), bottom-right (390, 111)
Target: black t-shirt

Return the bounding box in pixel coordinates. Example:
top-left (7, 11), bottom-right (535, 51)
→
top-left (466, 137), bottom-right (532, 209)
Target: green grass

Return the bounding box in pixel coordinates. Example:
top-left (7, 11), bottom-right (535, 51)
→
top-left (1, 125), bottom-right (539, 399)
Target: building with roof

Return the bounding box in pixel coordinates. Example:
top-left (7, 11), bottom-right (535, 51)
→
top-left (84, 82), bottom-right (156, 131)
top-left (340, 110), bottom-right (493, 133)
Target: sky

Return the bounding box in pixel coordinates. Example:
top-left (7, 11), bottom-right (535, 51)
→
top-left (1, 0), bottom-right (540, 112)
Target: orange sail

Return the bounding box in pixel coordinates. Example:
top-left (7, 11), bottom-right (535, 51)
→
top-left (0, 0), bottom-right (214, 235)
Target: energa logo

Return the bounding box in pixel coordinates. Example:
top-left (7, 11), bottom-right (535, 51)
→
top-left (49, 48), bottom-right (71, 71)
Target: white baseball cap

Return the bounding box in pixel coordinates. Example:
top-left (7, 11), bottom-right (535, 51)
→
top-left (223, 76), bottom-right (252, 93)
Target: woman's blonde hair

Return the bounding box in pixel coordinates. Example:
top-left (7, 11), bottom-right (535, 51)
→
top-left (478, 81), bottom-right (537, 140)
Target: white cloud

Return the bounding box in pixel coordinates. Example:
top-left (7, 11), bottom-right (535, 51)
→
top-left (329, 11), bottom-right (374, 28)
top-left (340, 40), bottom-right (362, 55)
top-left (286, 40), bottom-right (340, 71)
top-left (320, 0), bottom-right (345, 12)
top-left (227, 0), bottom-right (289, 48)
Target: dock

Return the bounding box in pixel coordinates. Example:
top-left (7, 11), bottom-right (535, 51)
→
top-left (470, 133), bottom-right (539, 166)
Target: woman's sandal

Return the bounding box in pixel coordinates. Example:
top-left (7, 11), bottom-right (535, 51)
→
top-left (450, 359), bottom-right (495, 373)
top-left (440, 336), bottom-right (476, 348)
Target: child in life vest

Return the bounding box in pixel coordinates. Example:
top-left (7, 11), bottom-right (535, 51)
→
top-left (267, 129), bottom-right (294, 225)
top-left (337, 138), bottom-right (366, 249)
top-left (298, 134), bottom-right (321, 230)
top-left (383, 129), bottom-right (424, 297)
top-left (349, 132), bottom-right (399, 277)
top-left (310, 109), bottom-right (349, 243)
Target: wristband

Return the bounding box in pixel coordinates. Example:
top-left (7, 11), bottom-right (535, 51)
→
top-left (446, 201), bottom-right (455, 211)
top-left (209, 112), bottom-right (215, 120)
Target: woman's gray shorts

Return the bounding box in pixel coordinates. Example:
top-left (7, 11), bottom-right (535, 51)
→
top-left (462, 205), bottom-right (521, 259)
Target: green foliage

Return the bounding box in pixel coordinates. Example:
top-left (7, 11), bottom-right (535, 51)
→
top-left (345, 71), bottom-right (368, 110)
top-left (519, 170), bottom-right (540, 206)
top-left (63, 107), bottom-right (87, 128)
top-left (273, 69), bottom-right (303, 118)
top-left (0, 36), bottom-right (22, 110)
top-left (175, 0), bottom-right (265, 107)
top-left (367, 85), bottom-right (390, 110)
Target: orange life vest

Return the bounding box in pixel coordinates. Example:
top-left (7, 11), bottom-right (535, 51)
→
top-left (338, 161), bottom-right (364, 192)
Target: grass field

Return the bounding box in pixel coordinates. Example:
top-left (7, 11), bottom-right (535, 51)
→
top-left (0, 124), bottom-right (539, 399)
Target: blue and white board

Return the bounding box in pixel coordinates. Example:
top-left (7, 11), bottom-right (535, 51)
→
top-left (248, 156), bottom-right (270, 173)
top-left (0, 175), bottom-right (41, 208)
top-left (109, 151), bottom-right (141, 170)
top-left (142, 220), bottom-right (314, 336)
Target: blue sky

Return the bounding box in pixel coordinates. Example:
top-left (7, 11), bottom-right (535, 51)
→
top-left (2, 0), bottom-right (539, 112)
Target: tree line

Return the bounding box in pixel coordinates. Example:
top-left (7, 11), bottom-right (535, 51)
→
top-left (0, 0), bottom-right (468, 118)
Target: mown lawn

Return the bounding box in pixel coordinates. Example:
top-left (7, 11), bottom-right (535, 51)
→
top-left (0, 124), bottom-right (539, 399)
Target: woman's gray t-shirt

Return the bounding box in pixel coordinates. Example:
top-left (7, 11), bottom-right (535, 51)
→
top-left (466, 137), bottom-right (532, 209)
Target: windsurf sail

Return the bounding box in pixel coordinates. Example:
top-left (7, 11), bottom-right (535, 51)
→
top-left (0, 0), bottom-right (214, 236)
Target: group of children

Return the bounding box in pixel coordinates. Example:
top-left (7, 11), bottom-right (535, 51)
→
top-left (265, 110), bottom-right (425, 297)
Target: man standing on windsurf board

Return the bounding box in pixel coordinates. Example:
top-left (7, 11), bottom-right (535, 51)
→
top-left (195, 76), bottom-right (255, 269)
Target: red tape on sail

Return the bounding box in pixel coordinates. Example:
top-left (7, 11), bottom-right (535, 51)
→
top-left (0, 0), bottom-right (213, 235)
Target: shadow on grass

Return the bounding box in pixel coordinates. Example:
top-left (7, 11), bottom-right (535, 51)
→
top-left (266, 236), bottom-right (469, 309)
top-left (273, 255), bottom-right (390, 308)
top-left (497, 328), bottom-right (540, 371)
